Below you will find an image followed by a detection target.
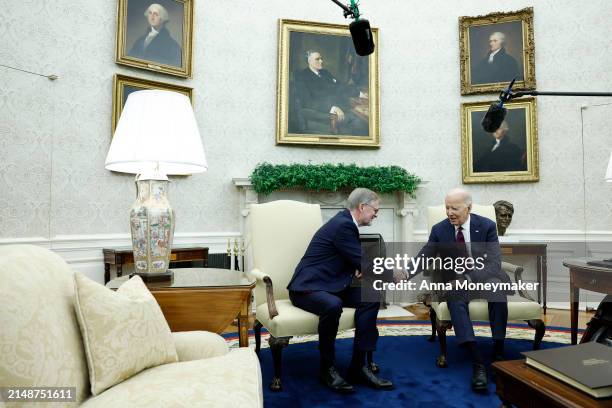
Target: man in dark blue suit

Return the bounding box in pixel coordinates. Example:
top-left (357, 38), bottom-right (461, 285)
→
top-left (408, 188), bottom-right (511, 392)
top-left (288, 188), bottom-right (393, 393)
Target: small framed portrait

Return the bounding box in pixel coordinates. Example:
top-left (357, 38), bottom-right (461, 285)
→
top-left (115, 0), bottom-right (193, 78)
top-left (461, 97), bottom-right (539, 184)
top-left (459, 7), bottom-right (536, 95)
top-left (112, 74), bottom-right (193, 135)
top-left (276, 19), bottom-right (380, 147)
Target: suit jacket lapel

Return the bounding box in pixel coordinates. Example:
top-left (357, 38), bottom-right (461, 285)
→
top-left (444, 219), bottom-right (455, 241)
top-left (470, 214), bottom-right (482, 242)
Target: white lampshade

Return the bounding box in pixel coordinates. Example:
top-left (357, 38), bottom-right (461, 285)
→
top-left (606, 152), bottom-right (612, 182)
top-left (105, 90), bottom-right (207, 175)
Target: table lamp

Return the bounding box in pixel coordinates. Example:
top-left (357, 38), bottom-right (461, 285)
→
top-left (105, 90), bottom-right (207, 282)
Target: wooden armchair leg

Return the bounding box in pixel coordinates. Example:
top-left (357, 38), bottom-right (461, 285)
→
top-left (526, 319), bottom-right (546, 350)
top-left (268, 335), bottom-right (291, 392)
top-left (436, 320), bottom-right (452, 368)
top-left (428, 307), bottom-right (437, 342)
top-left (254, 320), bottom-right (263, 355)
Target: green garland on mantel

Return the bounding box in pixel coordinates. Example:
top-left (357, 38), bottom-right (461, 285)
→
top-left (250, 163), bottom-right (421, 197)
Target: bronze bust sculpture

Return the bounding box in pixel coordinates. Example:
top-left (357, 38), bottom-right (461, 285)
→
top-left (493, 200), bottom-right (514, 236)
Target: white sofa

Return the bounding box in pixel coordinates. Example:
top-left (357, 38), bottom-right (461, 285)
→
top-left (0, 245), bottom-right (263, 407)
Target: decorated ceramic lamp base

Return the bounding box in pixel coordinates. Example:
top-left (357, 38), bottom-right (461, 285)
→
top-left (130, 175), bottom-right (175, 280)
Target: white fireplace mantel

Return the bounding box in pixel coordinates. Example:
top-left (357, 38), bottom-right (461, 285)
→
top-left (232, 178), bottom-right (426, 243)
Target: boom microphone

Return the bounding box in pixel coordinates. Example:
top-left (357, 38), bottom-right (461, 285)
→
top-left (481, 78), bottom-right (516, 133)
top-left (349, 19), bottom-right (375, 56)
top-left (330, 0), bottom-right (375, 56)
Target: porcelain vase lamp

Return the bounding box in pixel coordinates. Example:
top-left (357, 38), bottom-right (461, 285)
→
top-left (105, 90), bottom-right (207, 281)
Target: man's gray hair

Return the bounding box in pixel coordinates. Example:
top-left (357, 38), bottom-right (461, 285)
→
top-left (305, 50), bottom-right (319, 62)
top-left (498, 120), bottom-right (509, 131)
top-left (490, 31), bottom-right (506, 44)
top-left (446, 188), bottom-right (472, 206)
top-left (145, 3), bottom-right (169, 23)
top-left (347, 188), bottom-right (379, 210)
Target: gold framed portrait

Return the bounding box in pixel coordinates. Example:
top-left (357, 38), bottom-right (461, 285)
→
top-left (276, 19), bottom-right (380, 147)
top-left (115, 0), bottom-right (193, 78)
top-left (461, 97), bottom-right (539, 184)
top-left (459, 7), bottom-right (536, 95)
top-left (112, 74), bottom-right (193, 135)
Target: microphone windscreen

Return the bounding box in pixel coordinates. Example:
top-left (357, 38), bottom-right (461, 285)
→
top-left (349, 19), bottom-right (375, 56)
top-left (481, 103), bottom-right (507, 133)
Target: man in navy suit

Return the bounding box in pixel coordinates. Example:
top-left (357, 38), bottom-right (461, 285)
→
top-left (408, 188), bottom-right (511, 392)
top-left (288, 188), bottom-right (393, 392)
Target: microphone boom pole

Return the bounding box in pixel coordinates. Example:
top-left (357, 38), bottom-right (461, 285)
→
top-left (482, 77), bottom-right (612, 133)
top-left (507, 90), bottom-right (612, 100)
top-left (330, 0), bottom-right (357, 18)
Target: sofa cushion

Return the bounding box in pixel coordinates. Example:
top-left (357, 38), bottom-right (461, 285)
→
top-left (81, 348), bottom-right (263, 408)
top-left (172, 331), bottom-right (229, 362)
top-left (74, 273), bottom-right (178, 396)
top-left (0, 245), bottom-right (91, 404)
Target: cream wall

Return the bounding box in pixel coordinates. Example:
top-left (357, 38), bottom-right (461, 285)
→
top-left (1, 1), bottom-right (611, 286)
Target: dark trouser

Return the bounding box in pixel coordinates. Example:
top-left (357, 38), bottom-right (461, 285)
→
top-left (446, 278), bottom-right (508, 345)
top-left (289, 287), bottom-right (379, 368)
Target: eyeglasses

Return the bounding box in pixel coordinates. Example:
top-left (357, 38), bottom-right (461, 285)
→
top-left (363, 202), bottom-right (380, 214)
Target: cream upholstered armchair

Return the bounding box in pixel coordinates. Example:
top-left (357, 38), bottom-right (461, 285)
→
top-left (248, 200), bottom-right (358, 391)
top-left (425, 205), bottom-right (545, 368)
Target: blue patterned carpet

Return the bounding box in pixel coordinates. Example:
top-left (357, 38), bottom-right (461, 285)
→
top-left (241, 321), bottom-right (571, 408)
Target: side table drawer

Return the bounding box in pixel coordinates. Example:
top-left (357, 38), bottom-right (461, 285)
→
top-left (571, 271), bottom-right (612, 292)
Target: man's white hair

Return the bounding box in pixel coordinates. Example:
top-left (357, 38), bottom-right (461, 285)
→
top-left (145, 3), bottom-right (169, 23)
top-left (445, 188), bottom-right (472, 206)
top-left (347, 188), bottom-right (379, 210)
top-left (490, 31), bottom-right (506, 44)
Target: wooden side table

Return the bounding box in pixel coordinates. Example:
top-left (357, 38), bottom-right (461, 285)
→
top-left (501, 243), bottom-right (548, 312)
top-left (563, 259), bottom-right (612, 344)
top-left (107, 268), bottom-right (255, 347)
top-left (493, 359), bottom-right (612, 407)
top-left (103, 246), bottom-right (209, 283)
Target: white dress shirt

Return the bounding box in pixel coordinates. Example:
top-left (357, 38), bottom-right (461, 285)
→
top-left (488, 48), bottom-right (501, 63)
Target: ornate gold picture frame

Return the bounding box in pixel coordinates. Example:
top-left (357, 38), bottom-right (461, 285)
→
top-left (115, 0), bottom-right (193, 78)
top-left (276, 19), bottom-right (380, 147)
top-left (459, 7), bottom-right (536, 95)
top-left (461, 97), bottom-right (539, 184)
top-left (112, 74), bottom-right (193, 135)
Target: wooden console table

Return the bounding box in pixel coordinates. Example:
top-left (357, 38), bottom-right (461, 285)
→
top-left (563, 259), bottom-right (612, 344)
top-left (107, 268), bottom-right (255, 347)
top-left (501, 243), bottom-right (547, 313)
top-left (103, 246), bottom-right (209, 283)
top-left (493, 359), bottom-right (612, 407)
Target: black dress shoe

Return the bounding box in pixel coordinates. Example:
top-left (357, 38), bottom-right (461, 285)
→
top-left (348, 366), bottom-right (394, 390)
top-left (471, 363), bottom-right (488, 392)
top-left (320, 366), bottom-right (354, 393)
top-left (369, 361), bottom-right (380, 374)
